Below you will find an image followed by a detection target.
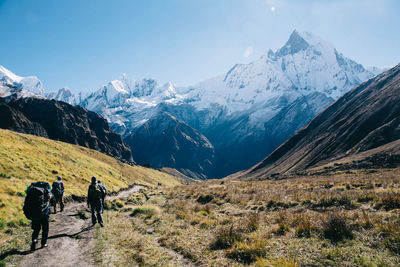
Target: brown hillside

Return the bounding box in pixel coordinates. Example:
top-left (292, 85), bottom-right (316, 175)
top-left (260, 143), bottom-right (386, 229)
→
top-left (235, 63), bottom-right (400, 180)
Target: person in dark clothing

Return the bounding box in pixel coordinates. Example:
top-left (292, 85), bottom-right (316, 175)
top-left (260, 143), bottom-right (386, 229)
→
top-left (23, 181), bottom-right (52, 251)
top-left (97, 180), bottom-right (107, 213)
top-left (31, 215), bottom-right (49, 250)
top-left (52, 176), bottom-right (65, 213)
top-left (87, 176), bottom-right (104, 227)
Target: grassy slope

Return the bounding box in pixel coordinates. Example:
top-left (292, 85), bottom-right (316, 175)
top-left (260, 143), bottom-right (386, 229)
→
top-left (0, 128), bottom-right (181, 254)
top-left (96, 169), bottom-right (400, 266)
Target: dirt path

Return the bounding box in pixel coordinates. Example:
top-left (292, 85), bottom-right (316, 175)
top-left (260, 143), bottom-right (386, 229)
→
top-left (16, 185), bottom-right (142, 267)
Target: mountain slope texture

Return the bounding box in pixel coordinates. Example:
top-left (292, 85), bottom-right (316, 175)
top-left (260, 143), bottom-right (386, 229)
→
top-left (236, 63), bottom-right (400, 180)
top-left (0, 30), bottom-right (386, 178)
top-left (0, 97), bottom-right (133, 163)
top-left (124, 112), bottom-right (214, 179)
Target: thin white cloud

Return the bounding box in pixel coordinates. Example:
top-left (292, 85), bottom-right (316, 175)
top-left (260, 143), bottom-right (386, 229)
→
top-left (243, 46), bottom-right (254, 58)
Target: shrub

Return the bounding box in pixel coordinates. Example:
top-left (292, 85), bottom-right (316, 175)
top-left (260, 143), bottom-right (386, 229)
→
top-left (375, 194), bottom-right (400, 211)
top-left (175, 210), bottom-right (187, 220)
top-left (106, 199), bottom-right (124, 211)
top-left (313, 196), bottom-right (354, 209)
top-left (199, 219), bottom-right (214, 229)
top-left (0, 172), bottom-right (11, 178)
top-left (273, 213), bottom-right (289, 236)
top-left (379, 216), bottom-right (400, 254)
top-left (267, 200), bottom-right (297, 210)
top-left (294, 215), bottom-right (314, 238)
top-left (357, 194), bottom-right (374, 203)
top-left (197, 195), bottom-right (213, 204)
top-left (130, 206), bottom-right (156, 218)
top-left (210, 225), bottom-right (243, 250)
top-left (244, 213), bottom-right (259, 232)
top-left (226, 240), bottom-right (267, 264)
top-left (322, 213), bottom-right (353, 242)
top-left (6, 220), bottom-right (20, 228)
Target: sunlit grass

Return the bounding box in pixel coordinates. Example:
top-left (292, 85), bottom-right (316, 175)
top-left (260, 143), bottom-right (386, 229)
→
top-left (0, 129), bottom-right (181, 260)
top-left (95, 169), bottom-right (400, 266)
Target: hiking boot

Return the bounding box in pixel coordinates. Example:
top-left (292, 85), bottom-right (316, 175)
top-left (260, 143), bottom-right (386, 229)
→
top-left (100, 223), bottom-right (104, 227)
top-left (41, 244), bottom-right (48, 248)
top-left (31, 239), bottom-right (38, 251)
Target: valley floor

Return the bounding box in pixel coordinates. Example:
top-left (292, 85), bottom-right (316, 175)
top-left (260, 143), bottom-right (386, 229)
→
top-left (95, 168), bottom-right (400, 266)
top-left (2, 168), bottom-right (400, 266)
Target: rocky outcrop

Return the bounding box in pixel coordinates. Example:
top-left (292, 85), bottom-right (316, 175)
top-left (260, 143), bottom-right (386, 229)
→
top-left (0, 99), bottom-right (48, 137)
top-left (1, 96), bottom-right (133, 163)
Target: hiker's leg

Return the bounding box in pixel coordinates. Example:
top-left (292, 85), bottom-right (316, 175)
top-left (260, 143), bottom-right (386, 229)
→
top-left (91, 205), bottom-right (97, 224)
top-left (41, 216), bottom-right (49, 245)
top-left (60, 194), bottom-right (64, 211)
top-left (31, 220), bottom-right (40, 242)
top-left (96, 205), bottom-right (103, 224)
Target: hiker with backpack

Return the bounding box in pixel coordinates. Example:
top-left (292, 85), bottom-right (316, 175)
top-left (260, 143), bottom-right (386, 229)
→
top-left (52, 176), bottom-right (65, 213)
top-left (23, 181), bottom-right (53, 251)
top-left (97, 180), bottom-right (107, 213)
top-left (87, 176), bottom-right (105, 227)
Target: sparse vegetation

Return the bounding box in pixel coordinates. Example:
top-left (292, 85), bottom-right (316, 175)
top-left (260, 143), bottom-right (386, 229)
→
top-left (93, 168), bottom-right (400, 266)
top-left (2, 130), bottom-right (400, 266)
top-left (322, 213), bottom-right (353, 242)
top-left (210, 225), bottom-right (243, 250)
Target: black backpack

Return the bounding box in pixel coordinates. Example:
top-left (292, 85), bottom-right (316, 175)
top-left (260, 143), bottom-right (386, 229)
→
top-left (90, 184), bottom-right (103, 200)
top-left (23, 182), bottom-right (50, 220)
top-left (52, 181), bottom-right (64, 196)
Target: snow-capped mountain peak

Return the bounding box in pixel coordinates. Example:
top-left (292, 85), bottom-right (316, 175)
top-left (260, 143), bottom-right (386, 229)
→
top-left (0, 30), bottom-right (389, 178)
top-left (276, 30), bottom-right (311, 57)
top-left (0, 65), bottom-right (45, 96)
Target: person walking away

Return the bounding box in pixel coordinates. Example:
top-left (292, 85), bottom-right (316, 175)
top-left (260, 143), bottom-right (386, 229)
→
top-left (23, 181), bottom-right (52, 251)
top-left (87, 176), bottom-right (104, 227)
top-left (52, 176), bottom-right (65, 213)
top-left (97, 180), bottom-right (107, 213)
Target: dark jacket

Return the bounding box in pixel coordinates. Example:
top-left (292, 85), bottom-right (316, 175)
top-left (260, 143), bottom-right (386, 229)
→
top-left (87, 183), bottom-right (104, 206)
top-left (52, 180), bottom-right (64, 195)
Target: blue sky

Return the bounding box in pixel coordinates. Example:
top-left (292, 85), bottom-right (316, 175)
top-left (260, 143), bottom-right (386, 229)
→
top-left (0, 0), bottom-right (399, 93)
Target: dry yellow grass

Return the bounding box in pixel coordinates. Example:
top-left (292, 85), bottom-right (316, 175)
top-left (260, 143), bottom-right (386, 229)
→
top-left (0, 129), bottom-right (180, 222)
top-left (96, 169), bottom-right (400, 266)
top-left (0, 129), bottom-right (182, 259)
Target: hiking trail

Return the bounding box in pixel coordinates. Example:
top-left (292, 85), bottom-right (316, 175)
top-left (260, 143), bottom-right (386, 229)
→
top-left (16, 185), bottom-right (142, 267)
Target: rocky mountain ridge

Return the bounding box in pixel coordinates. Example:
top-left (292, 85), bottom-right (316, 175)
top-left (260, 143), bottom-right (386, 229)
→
top-left (0, 96), bottom-right (133, 163)
top-left (0, 30), bottom-right (386, 178)
top-left (235, 63), bottom-right (400, 180)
